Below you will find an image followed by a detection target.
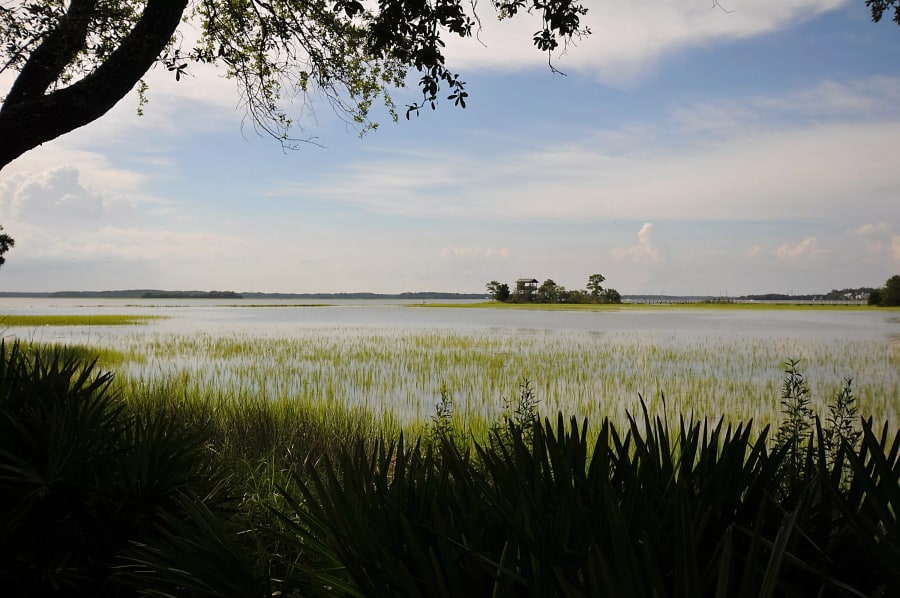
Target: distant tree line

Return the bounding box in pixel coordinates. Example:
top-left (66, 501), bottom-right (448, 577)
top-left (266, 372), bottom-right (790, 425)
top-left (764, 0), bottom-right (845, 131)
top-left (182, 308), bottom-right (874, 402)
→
top-left (141, 291), bottom-right (242, 299)
top-left (868, 275), bottom-right (900, 307)
top-left (823, 287), bottom-right (879, 301)
top-left (487, 274), bottom-right (622, 304)
top-left (737, 287), bottom-right (878, 302)
top-left (0, 290), bottom-right (484, 300)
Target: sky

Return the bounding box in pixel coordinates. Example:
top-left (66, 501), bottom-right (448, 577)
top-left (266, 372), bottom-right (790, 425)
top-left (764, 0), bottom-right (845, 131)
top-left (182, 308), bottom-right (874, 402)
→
top-left (1, 0), bottom-right (899, 296)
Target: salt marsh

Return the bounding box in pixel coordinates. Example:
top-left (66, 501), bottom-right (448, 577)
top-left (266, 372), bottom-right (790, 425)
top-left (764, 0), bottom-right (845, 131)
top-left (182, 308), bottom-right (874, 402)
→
top-left (1, 298), bottom-right (897, 431)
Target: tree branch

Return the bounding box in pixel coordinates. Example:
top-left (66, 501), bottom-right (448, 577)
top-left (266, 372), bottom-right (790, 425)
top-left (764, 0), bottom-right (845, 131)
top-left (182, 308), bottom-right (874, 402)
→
top-left (5, 0), bottom-right (98, 105)
top-left (0, 0), bottom-right (189, 171)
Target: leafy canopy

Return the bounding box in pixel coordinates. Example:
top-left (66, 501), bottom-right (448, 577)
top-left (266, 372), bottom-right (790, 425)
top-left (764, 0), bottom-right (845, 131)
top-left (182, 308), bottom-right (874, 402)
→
top-left (0, 0), bottom-right (590, 170)
top-left (882, 274), bottom-right (900, 306)
top-left (0, 226), bottom-right (12, 268)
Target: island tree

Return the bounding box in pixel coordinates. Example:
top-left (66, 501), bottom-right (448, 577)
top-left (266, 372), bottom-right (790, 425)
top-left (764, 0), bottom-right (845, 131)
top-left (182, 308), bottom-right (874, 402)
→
top-left (867, 275), bottom-right (900, 306)
top-left (0, 0), bottom-right (589, 171)
top-left (486, 280), bottom-right (510, 302)
top-left (586, 273), bottom-right (605, 299)
top-left (0, 226), bottom-right (13, 268)
top-left (880, 275), bottom-right (900, 307)
top-left (487, 273), bottom-right (621, 304)
top-left (537, 278), bottom-right (564, 303)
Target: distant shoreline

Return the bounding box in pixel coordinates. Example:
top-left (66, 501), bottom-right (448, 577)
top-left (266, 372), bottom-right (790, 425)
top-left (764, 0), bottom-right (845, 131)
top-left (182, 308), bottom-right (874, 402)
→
top-left (0, 290), bottom-right (877, 304)
top-left (413, 301), bottom-right (879, 311)
top-left (0, 290), bottom-right (487, 300)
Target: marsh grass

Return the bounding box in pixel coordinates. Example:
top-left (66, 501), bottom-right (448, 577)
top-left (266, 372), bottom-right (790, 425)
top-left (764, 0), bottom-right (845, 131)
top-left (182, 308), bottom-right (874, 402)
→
top-left (0, 314), bottom-right (164, 327)
top-left (3, 305), bottom-right (896, 437)
top-left (18, 341), bottom-right (132, 367)
top-left (117, 373), bottom-right (399, 468)
top-left (64, 326), bottom-right (899, 437)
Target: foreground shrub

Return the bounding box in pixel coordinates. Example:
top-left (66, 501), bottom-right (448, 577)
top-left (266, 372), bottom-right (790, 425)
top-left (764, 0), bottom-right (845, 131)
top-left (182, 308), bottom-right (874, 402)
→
top-left (0, 342), bottom-right (231, 596)
top-left (277, 399), bottom-right (899, 597)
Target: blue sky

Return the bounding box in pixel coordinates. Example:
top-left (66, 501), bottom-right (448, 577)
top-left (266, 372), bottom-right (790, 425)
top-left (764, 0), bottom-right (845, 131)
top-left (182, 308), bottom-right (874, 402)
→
top-left (1, 0), bottom-right (899, 295)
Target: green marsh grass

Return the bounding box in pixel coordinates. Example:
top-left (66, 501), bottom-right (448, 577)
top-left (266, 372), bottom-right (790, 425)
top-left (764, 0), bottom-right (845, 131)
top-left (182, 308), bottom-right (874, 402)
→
top-left (44, 325), bottom-right (899, 438)
top-left (0, 314), bottom-right (163, 326)
top-left (18, 341), bottom-right (133, 369)
top-left (119, 372), bottom-right (398, 467)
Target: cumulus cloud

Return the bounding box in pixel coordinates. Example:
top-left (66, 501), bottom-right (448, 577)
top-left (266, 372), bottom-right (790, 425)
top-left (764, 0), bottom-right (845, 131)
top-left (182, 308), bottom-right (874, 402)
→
top-left (441, 246), bottom-right (510, 260)
top-left (747, 244), bottom-right (766, 258)
top-left (4, 167), bottom-right (103, 225)
top-left (611, 223), bottom-right (665, 264)
top-left (853, 222), bottom-right (892, 236)
top-left (0, 166), bottom-right (154, 240)
top-left (775, 237), bottom-right (827, 260)
top-left (0, 164), bottom-right (240, 275)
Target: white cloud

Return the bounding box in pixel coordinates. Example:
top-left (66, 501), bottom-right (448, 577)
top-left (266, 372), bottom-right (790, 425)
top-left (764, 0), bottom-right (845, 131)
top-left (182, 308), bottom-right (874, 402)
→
top-left (5, 167), bottom-right (103, 225)
top-left (747, 244), bottom-right (766, 258)
top-left (611, 222), bottom-right (665, 264)
top-left (301, 111), bottom-right (900, 225)
top-left (0, 164), bottom-right (240, 273)
top-left (0, 166), bottom-right (154, 236)
top-left (853, 222), bottom-right (892, 236)
top-left (443, 0), bottom-right (848, 83)
top-left (775, 236), bottom-right (827, 260)
top-left (842, 222), bottom-right (899, 262)
top-left (0, 0), bottom-right (851, 182)
top-left (671, 78), bottom-right (900, 138)
top-left (441, 246), bottom-right (510, 260)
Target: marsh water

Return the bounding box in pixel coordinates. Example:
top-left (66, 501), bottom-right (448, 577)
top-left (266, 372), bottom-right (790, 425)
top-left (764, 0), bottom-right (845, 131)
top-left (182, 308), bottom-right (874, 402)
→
top-left (1, 298), bottom-right (895, 339)
top-left (2, 298), bottom-right (898, 428)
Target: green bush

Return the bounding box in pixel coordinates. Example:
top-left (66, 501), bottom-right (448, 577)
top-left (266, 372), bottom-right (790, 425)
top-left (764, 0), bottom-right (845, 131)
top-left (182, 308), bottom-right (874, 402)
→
top-left (0, 342), bottom-right (231, 596)
top-left (273, 370), bottom-right (898, 597)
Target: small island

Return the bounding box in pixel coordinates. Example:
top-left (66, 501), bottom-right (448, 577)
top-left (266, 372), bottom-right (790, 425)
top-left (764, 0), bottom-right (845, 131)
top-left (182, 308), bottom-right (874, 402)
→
top-left (486, 274), bottom-right (622, 304)
top-left (140, 290), bottom-right (242, 299)
top-left (37, 289), bottom-right (244, 299)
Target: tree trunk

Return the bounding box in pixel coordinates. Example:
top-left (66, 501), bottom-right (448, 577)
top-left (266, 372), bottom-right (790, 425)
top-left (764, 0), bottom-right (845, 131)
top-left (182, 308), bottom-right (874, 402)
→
top-left (0, 0), bottom-right (189, 172)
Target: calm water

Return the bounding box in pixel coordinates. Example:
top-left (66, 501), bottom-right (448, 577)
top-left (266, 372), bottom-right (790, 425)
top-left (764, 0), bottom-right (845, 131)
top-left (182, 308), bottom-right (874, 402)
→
top-left (0, 298), bottom-right (896, 341)
top-left (1, 298), bottom-right (898, 427)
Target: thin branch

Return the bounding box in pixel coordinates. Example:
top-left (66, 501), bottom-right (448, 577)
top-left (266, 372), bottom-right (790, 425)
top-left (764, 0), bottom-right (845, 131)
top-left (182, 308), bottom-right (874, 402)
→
top-left (712, 1), bottom-right (734, 14)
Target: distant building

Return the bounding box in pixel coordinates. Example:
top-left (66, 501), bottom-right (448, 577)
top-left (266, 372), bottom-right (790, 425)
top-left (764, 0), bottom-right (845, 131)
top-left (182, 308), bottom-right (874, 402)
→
top-left (516, 278), bottom-right (538, 297)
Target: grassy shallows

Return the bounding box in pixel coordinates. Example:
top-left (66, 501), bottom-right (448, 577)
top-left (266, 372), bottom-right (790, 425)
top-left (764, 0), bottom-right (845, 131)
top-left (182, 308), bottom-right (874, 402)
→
top-left (81, 326), bottom-right (900, 435)
top-left (0, 314), bottom-right (163, 326)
